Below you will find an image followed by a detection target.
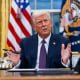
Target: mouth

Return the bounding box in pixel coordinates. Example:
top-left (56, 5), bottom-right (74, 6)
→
top-left (42, 28), bottom-right (47, 32)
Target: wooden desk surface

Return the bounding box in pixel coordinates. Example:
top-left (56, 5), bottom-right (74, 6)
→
top-left (0, 70), bottom-right (80, 80)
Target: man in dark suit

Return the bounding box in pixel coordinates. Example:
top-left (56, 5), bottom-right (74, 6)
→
top-left (7, 11), bottom-right (71, 69)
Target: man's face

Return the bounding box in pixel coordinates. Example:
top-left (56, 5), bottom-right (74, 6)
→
top-left (34, 14), bottom-right (52, 39)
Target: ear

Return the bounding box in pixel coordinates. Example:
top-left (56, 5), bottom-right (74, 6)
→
top-left (32, 24), bottom-right (36, 31)
top-left (31, 18), bottom-right (36, 31)
top-left (50, 19), bottom-right (52, 24)
top-left (50, 20), bottom-right (52, 28)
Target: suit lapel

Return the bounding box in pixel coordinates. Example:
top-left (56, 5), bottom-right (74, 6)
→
top-left (46, 34), bottom-right (59, 67)
top-left (34, 34), bottom-right (38, 58)
top-left (31, 34), bottom-right (38, 67)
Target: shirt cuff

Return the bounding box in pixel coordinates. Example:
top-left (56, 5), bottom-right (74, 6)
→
top-left (61, 59), bottom-right (70, 67)
top-left (13, 60), bottom-right (21, 69)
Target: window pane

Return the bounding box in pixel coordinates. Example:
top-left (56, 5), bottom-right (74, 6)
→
top-left (51, 13), bottom-right (60, 34)
top-left (53, 14), bottom-right (60, 34)
top-left (53, 0), bottom-right (66, 9)
top-left (29, 0), bottom-right (34, 9)
top-left (37, 0), bottom-right (51, 9)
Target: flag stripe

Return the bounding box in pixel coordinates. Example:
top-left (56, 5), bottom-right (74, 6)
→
top-left (21, 23), bottom-right (31, 37)
top-left (11, 7), bottom-right (31, 37)
top-left (7, 39), bottom-right (15, 50)
top-left (11, 7), bottom-right (21, 27)
top-left (23, 9), bottom-right (31, 24)
top-left (12, 0), bottom-right (18, 13)
top-left (21, 12), bottom-right (32, 35)
top-left (8, 30), bottom-right (19, 50)
top-left (26, 5), bottom-right (31, 16)
top-left (10, 8), bottom-right (26, 37)
top-left (10, 14), bottom-right (25, 38)
top-left (9, 22), bottom-right (20, 45)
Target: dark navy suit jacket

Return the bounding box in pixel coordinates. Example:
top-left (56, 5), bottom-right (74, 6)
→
top-left (19, 33), bottom-right (72, 68)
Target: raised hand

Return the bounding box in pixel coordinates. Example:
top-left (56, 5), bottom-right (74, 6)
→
top-left (7, 47), bottom-right (21, 66)
top-left (61, 43), bottom-right (71, 64)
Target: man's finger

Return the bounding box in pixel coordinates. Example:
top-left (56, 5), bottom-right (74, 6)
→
top-left (7, 53), bottom-right (12, 58)
top-left (67, 43), bottom-right (71, 52)
top-left (61, 44), bottom-right (65, 56)
top-left (18, 48), bottom-right (21, 53)
top-left (62, 44), bottom-right (65, 49)
top-left (10, 47), bottom-right (14, 51)
top-left (67, 43), bottom-right (71, 49)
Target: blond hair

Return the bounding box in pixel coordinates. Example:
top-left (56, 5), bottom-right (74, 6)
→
top-left (31, 10), bottom-right (50, 23)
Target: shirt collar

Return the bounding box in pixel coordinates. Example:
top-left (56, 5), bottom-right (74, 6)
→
top-left (38, 33), bottom-right (51, 45)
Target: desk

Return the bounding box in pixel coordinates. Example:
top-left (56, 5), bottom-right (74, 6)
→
top-left (0, 70), bottom-right (80, 80)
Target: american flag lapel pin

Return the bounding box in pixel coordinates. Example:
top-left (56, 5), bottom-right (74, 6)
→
top-left (53, 42), bottom-right (56, 45)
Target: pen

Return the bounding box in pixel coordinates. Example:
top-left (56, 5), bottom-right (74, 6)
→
top-left (3, 49), bottom-right (20, 54)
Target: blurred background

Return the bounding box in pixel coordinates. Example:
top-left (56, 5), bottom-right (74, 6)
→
top-left (0, 0), bottom-right (65, 57)
top-left (0, 0), bottom-right (80, 68)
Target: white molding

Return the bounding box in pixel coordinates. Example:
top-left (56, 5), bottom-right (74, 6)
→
top-left (31, 9), bottom-right (61, 13)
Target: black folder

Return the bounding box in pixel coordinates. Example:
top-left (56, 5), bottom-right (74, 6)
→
top-left (75, 58), bottom-right (80, 73)
top-left (7, 68), bottom-right (77, 75)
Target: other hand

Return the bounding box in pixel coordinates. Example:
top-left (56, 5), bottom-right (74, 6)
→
top-left (7, 47), bottom-right (21, 66)
top-left (61, 43), bottom-right (71, 64)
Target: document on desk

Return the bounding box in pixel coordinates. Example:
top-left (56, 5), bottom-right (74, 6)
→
top-left (7, 68), bottom-right (70, 72)
top-left (7, 68), bottom-right (77, 74)
top-left (7, 68), bottom-right (37, 72)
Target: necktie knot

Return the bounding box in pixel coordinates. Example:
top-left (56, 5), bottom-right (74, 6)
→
top-left (41, 40), bottom-right (46, 44)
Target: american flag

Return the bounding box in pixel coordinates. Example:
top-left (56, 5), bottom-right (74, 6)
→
top-left (7, 0), bottom-right (32, 51)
